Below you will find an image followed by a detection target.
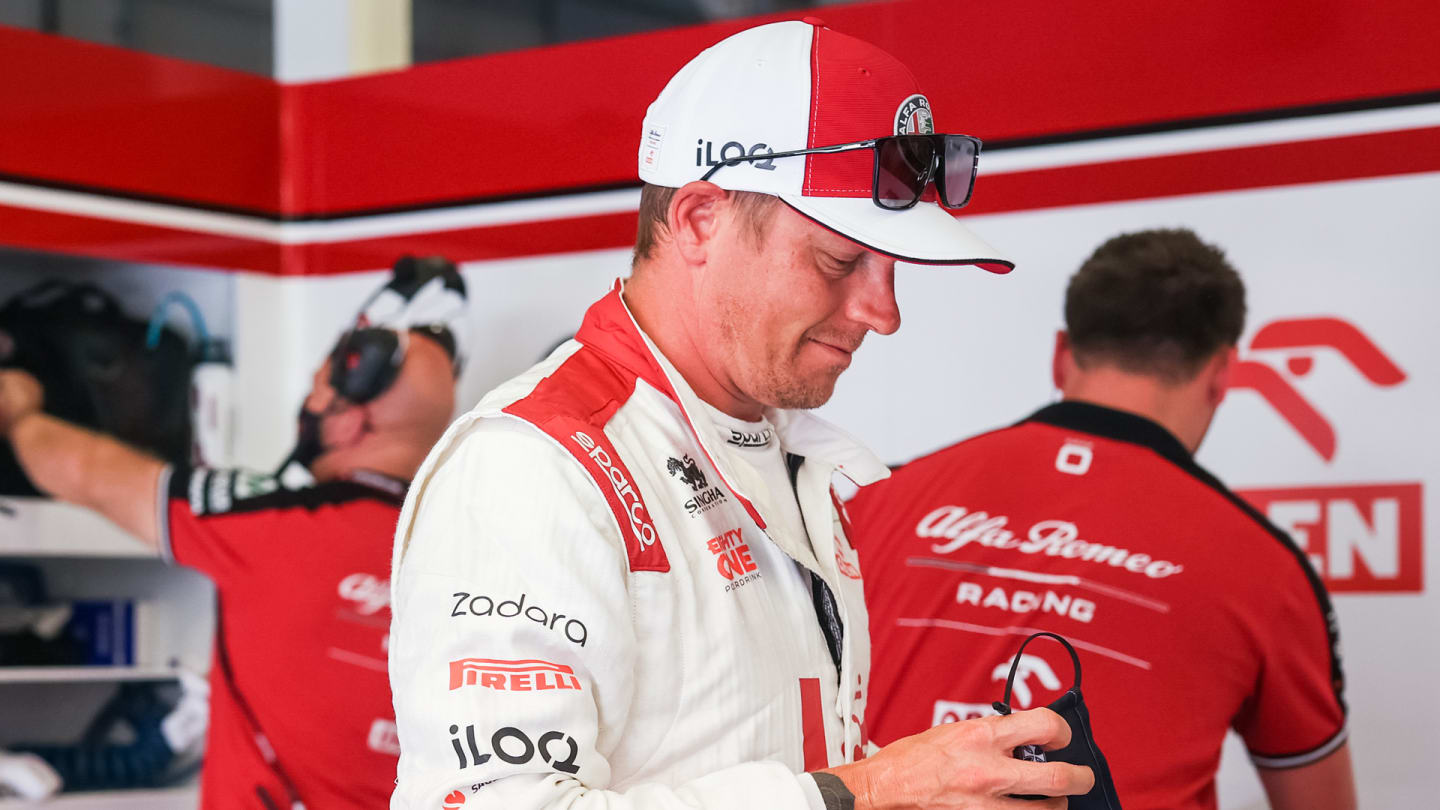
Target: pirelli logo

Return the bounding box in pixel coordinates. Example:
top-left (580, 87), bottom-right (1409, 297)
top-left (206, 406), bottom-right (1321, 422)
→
top-left (448, 658), bottom-right (583, 692)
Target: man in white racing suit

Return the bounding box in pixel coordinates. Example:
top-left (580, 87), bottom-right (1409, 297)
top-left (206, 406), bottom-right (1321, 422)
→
top-left (388, 19), bottom-right (1093, 810)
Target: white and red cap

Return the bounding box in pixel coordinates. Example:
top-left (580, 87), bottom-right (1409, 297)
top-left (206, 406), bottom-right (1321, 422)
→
top-left (638, 19), bottom-right (1012, 273)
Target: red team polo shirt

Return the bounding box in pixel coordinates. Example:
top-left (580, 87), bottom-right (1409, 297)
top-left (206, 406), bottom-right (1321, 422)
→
top-left (849, 402), bottom-right (1346, 810)
top-left (159, 465), bottom-right (405, 809)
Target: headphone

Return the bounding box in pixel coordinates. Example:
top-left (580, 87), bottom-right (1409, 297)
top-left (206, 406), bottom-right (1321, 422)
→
top-left (328, 327), bottom-right (406, 405)
top-left (326, 256), bottom-right (464, 405)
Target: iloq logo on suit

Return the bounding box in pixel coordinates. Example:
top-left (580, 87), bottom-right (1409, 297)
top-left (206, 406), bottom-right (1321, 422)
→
top-left (446, 723), bottom-right (580, 774)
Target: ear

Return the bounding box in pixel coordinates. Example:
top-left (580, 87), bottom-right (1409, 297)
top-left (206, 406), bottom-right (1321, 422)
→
top-left (1205, 347), bottom-right (1238, 407)
top-left (1052, 330), bottom-right (1072, 390)
top-left (667, 181), bottom-right (727, 268)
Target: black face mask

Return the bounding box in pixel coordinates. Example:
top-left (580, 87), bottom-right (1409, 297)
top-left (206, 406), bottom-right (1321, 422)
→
top-left (277, 407), bottom-right (326, 475)
top-left (993, 631), bottom-right (1123, 809)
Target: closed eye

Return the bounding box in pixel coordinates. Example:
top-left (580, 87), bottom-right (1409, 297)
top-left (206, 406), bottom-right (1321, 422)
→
top-left (816, 249), bottom-right (863, 277)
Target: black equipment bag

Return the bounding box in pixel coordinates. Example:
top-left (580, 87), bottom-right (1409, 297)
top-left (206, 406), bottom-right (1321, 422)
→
top-left (0, 281), bottom-right (192, 496)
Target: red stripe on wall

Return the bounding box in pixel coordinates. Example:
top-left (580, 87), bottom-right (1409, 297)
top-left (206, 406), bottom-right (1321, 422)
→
top-left (283, 0), bottom-right (1440, 215)
top-left (285, 212), bottom-right (639, 276)
top-left (4, 0), bottom-right (1440, 217)
top-left (0, 204), bottom-right (281, 274)
top-left (0, 27), bottom-right (280, 213)
top-left (3, 128), bottom-right (1435, 276)
top-left (800, 677), bottom-right (828, 771)
top-left (966, 126), bottom-right (1440, 216)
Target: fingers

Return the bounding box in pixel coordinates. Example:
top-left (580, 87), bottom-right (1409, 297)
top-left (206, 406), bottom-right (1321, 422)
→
top-left (992, 707), bottom-right (1071, 751)
top-left (1000, 797), bottom-right (1067, 810)
top-left (1008, 760), bottom-right (1095, 799)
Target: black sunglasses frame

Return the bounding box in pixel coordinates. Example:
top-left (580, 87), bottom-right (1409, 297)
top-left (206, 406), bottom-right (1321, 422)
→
top-left (697, 133), bottom-right (982, 211)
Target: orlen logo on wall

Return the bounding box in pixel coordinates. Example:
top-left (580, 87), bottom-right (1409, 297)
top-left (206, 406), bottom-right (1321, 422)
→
top-left (1228, 317), bottom-right (1422, 593)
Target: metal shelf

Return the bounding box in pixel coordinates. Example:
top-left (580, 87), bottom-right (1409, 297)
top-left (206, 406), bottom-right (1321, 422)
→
top-left (0, 667), bottom-right (180, 685)
top-left (0, 786), bottom-right (196, 809)
top-left (0, 499), bottom-right (154, 559)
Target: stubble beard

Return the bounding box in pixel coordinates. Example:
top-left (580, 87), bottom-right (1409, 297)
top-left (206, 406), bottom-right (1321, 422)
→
top-left (716, 297), bottom-right (842, 411)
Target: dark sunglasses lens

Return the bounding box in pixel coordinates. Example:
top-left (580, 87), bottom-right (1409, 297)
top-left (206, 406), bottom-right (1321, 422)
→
top-left (876, 136), bottom-right (935, 209)
top-left (942, 136), bottom-right (979, 208)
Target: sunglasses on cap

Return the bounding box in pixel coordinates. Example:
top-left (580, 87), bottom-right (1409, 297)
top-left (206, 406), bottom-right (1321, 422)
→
top-left (698, 133), bottom-right (982, 211)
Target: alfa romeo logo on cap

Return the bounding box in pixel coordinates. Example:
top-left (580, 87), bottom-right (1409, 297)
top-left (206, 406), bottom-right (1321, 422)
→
top-left (895, 94), bottom-right (934, 135)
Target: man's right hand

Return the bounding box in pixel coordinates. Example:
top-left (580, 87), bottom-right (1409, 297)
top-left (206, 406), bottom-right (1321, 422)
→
top-left (0, 370), bottom-right (43, 437)
top-left (822, 708), bottom-right (1094, 809)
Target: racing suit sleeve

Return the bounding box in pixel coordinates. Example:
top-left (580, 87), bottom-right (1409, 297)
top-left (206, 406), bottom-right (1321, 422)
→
top-left (389, 417), bottom-right (820, 809)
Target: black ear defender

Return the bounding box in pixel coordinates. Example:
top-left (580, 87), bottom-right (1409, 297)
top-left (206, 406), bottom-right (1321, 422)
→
top-left (324, 253), bottom-right (466, 405)
top-left (327, 327), bottom-right (405, 405)
top-left (993, 631), bottom-right (1123, 809)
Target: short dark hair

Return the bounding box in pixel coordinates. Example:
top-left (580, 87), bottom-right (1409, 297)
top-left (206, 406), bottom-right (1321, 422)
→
top-left (1064, 228), bottom-right (1246, 382)
top-left (631, 183), bottom-right (777, 266)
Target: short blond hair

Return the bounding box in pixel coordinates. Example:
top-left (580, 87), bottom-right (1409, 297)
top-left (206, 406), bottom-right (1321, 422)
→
top-left (631, 184), bottom-right (778, 267)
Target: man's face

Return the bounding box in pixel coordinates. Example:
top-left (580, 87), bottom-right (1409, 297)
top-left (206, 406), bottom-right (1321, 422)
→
top-left (694, 201), bottom-right (901, 410)
top-left (301, 332), bottom-right (457, 446)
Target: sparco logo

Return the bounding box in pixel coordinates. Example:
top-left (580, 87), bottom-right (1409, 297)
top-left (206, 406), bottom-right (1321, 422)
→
top-left (918, 506), bottom-right (1184, 579)
top-left (450, 592), bottom-right (588, 647)
top-left (895, 94), bottom-right (934, 135)
top-left (449, 658), bottom-right (582, 692)
top-left (571, 431), bottom-right (658, 547)
top-left (726, 427), bottom-right (774, 448)
top-left (1229, 316), bottom-right (1406, 461)
top-left (447, 723), bottom-right (579, 774)
top-left (668, 454), bottom-right (728, 517)
top-left (695, 139), bottom-right (775, 170)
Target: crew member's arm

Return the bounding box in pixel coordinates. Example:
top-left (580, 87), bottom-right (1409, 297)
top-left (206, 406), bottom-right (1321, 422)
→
top-left (0, 370), bottom-right (163, 546)
top-left (389, 417), bottom-right (1091, 810)
top-left (1235, 542), bottom-right (1354, 810)
top-left (1258, 743), bottom-right (1356, 810)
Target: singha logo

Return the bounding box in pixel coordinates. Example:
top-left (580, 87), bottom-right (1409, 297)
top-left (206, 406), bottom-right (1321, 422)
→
top-left (667, 455), bottom-right (708, 492)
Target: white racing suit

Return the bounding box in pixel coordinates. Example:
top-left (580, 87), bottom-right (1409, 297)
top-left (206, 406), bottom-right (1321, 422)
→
top-left (389, 283), bottom-right (887, 808)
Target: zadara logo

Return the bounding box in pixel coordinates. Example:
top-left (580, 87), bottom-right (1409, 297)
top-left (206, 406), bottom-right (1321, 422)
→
top-left (1228, 317), bottom-right (1422, 592)
top-left (570, 431), bottom-right (658, 548)
top-left (1229, 316), bottom-right (1406, 461)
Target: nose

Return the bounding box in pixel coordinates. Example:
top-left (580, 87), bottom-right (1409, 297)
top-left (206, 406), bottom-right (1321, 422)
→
top-left (846, 255), bottom-right (901, 336)
top-left (304, 366), bottom-right (339, 414)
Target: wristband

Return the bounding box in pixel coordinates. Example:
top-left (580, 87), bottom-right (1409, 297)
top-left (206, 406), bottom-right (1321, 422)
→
top-left (810, 772), bottom-right (856, 810)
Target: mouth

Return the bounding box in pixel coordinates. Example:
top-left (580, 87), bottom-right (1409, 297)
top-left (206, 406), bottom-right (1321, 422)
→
top-left (807, 337), bottom-right (859, 366)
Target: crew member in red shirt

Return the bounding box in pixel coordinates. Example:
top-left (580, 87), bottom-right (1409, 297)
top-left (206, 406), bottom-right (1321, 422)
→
top-left (849, 229), bottom-right (1354, 810)
top-left (0, 258), bottom-right (467, 809)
